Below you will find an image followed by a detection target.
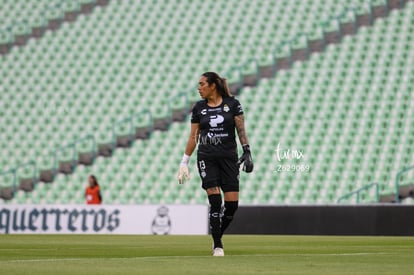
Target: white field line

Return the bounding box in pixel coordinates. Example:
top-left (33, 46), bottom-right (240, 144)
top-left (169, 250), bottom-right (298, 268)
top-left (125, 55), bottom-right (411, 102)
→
top-left (1, 252), bottom-right (395, 263)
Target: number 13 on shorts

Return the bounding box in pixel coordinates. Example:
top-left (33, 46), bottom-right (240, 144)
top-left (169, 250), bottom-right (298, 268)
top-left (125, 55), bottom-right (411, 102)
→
top-left (199, 160), bottom-right (207, 178)
top-left (199, 160), bottom-right (206, 170)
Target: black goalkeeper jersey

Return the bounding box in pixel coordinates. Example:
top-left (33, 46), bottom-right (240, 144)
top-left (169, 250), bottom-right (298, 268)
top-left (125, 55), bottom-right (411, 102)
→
top-left (191, 96), bottom-right (244, 157)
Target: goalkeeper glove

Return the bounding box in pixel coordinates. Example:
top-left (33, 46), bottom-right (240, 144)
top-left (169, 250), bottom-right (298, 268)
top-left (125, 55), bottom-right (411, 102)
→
top-left (177, 154), bottom-right (190, 184)
top-left (237, 144), bottom-right (254, 173)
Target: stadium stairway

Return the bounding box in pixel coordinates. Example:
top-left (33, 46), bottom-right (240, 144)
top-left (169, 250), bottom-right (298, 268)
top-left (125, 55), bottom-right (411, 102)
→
top-left (1, 0), bottom-right (412, 203)
top-left (0, 0), bottom-right (109, 55)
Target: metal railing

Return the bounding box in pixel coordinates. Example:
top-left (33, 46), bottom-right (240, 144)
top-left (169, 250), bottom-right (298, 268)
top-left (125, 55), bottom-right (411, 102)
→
top-left (273, 39), bottom-right (292, 74)
top-left (395, 165), bottom-right (414, 203)
top-left (53, 135), bottom-right (96, 176)
top-left (0, 161), bottom-right (37, 194)
top-left (241, 57), bottom-right (260, 84)
top-left (225, 65), bottom-right (243, 87)
top-left (0, 1), bottom-right (101, 48)
top-left (112, 109), bottom-right (153, 143)
top-left (337, 183), bottom-right (379, 204)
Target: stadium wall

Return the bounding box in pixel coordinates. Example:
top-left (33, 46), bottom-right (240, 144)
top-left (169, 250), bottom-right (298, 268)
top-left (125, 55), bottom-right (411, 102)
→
top-left (227, 205), bottom-right (414, 236)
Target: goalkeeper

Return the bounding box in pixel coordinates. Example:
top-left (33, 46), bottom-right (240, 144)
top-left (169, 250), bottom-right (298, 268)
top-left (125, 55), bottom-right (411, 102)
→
top-left (177, 72), bottom-right (253, 257)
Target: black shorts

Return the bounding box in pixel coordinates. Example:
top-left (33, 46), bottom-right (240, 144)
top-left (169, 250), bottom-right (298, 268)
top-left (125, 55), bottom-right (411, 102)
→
top-left (197, 154), bottom-right (239, 192)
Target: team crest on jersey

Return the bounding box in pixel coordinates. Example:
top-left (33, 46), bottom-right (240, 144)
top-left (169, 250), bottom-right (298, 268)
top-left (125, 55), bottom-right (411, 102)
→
top-left (223, 104), bottom-right (230, 112)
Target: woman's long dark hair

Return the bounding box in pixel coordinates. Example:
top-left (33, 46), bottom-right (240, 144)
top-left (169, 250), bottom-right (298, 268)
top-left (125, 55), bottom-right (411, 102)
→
top-left (202, 72), bottom-right (232, 98)
top-left (90, 174), bottom-right (99, 187)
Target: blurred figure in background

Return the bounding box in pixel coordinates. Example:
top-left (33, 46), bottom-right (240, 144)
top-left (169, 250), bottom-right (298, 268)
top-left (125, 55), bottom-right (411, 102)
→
top-left (151, 206), bottom-right (172, 235)
top-left (85, 174), bottom-right (102, 204)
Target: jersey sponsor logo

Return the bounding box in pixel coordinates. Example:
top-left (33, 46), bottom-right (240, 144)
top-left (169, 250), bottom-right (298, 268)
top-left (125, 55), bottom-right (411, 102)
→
top-left (199, 132), bottom-right (223, 145)
top-left (237, 104), bottom-right (243, 112)
top-left (223, 104), bottom-right (230, 112)
top-left (209, 114), bottom-right (224, 127)
top-left (201, 109), bottom-right (207, 115)
top-left (208, 107), bottom-right (221, 112)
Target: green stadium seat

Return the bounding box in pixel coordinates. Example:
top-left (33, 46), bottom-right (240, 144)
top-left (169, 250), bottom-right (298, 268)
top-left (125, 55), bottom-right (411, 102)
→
top-left (3, 0), bottom-right (414, 205)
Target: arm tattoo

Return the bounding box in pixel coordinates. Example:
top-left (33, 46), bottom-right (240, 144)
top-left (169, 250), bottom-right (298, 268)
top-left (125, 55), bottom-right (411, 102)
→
top-left (234, 115), bottom-right (249, 145)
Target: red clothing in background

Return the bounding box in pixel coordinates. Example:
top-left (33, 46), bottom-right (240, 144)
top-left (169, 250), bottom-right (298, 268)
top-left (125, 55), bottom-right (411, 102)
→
top-left (85, 185), bottom-right (102, 204)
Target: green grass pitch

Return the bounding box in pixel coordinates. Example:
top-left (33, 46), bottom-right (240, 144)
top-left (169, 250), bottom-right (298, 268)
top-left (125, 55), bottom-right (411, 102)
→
top-left (1, 235), bottom-right (413, 274)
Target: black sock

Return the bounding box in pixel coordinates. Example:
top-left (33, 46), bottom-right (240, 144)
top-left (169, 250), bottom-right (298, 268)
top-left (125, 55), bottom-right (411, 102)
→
top-left (221, 201), bottom-right (238, 236)
top-left (208, 194), bottom-right (223, 248)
